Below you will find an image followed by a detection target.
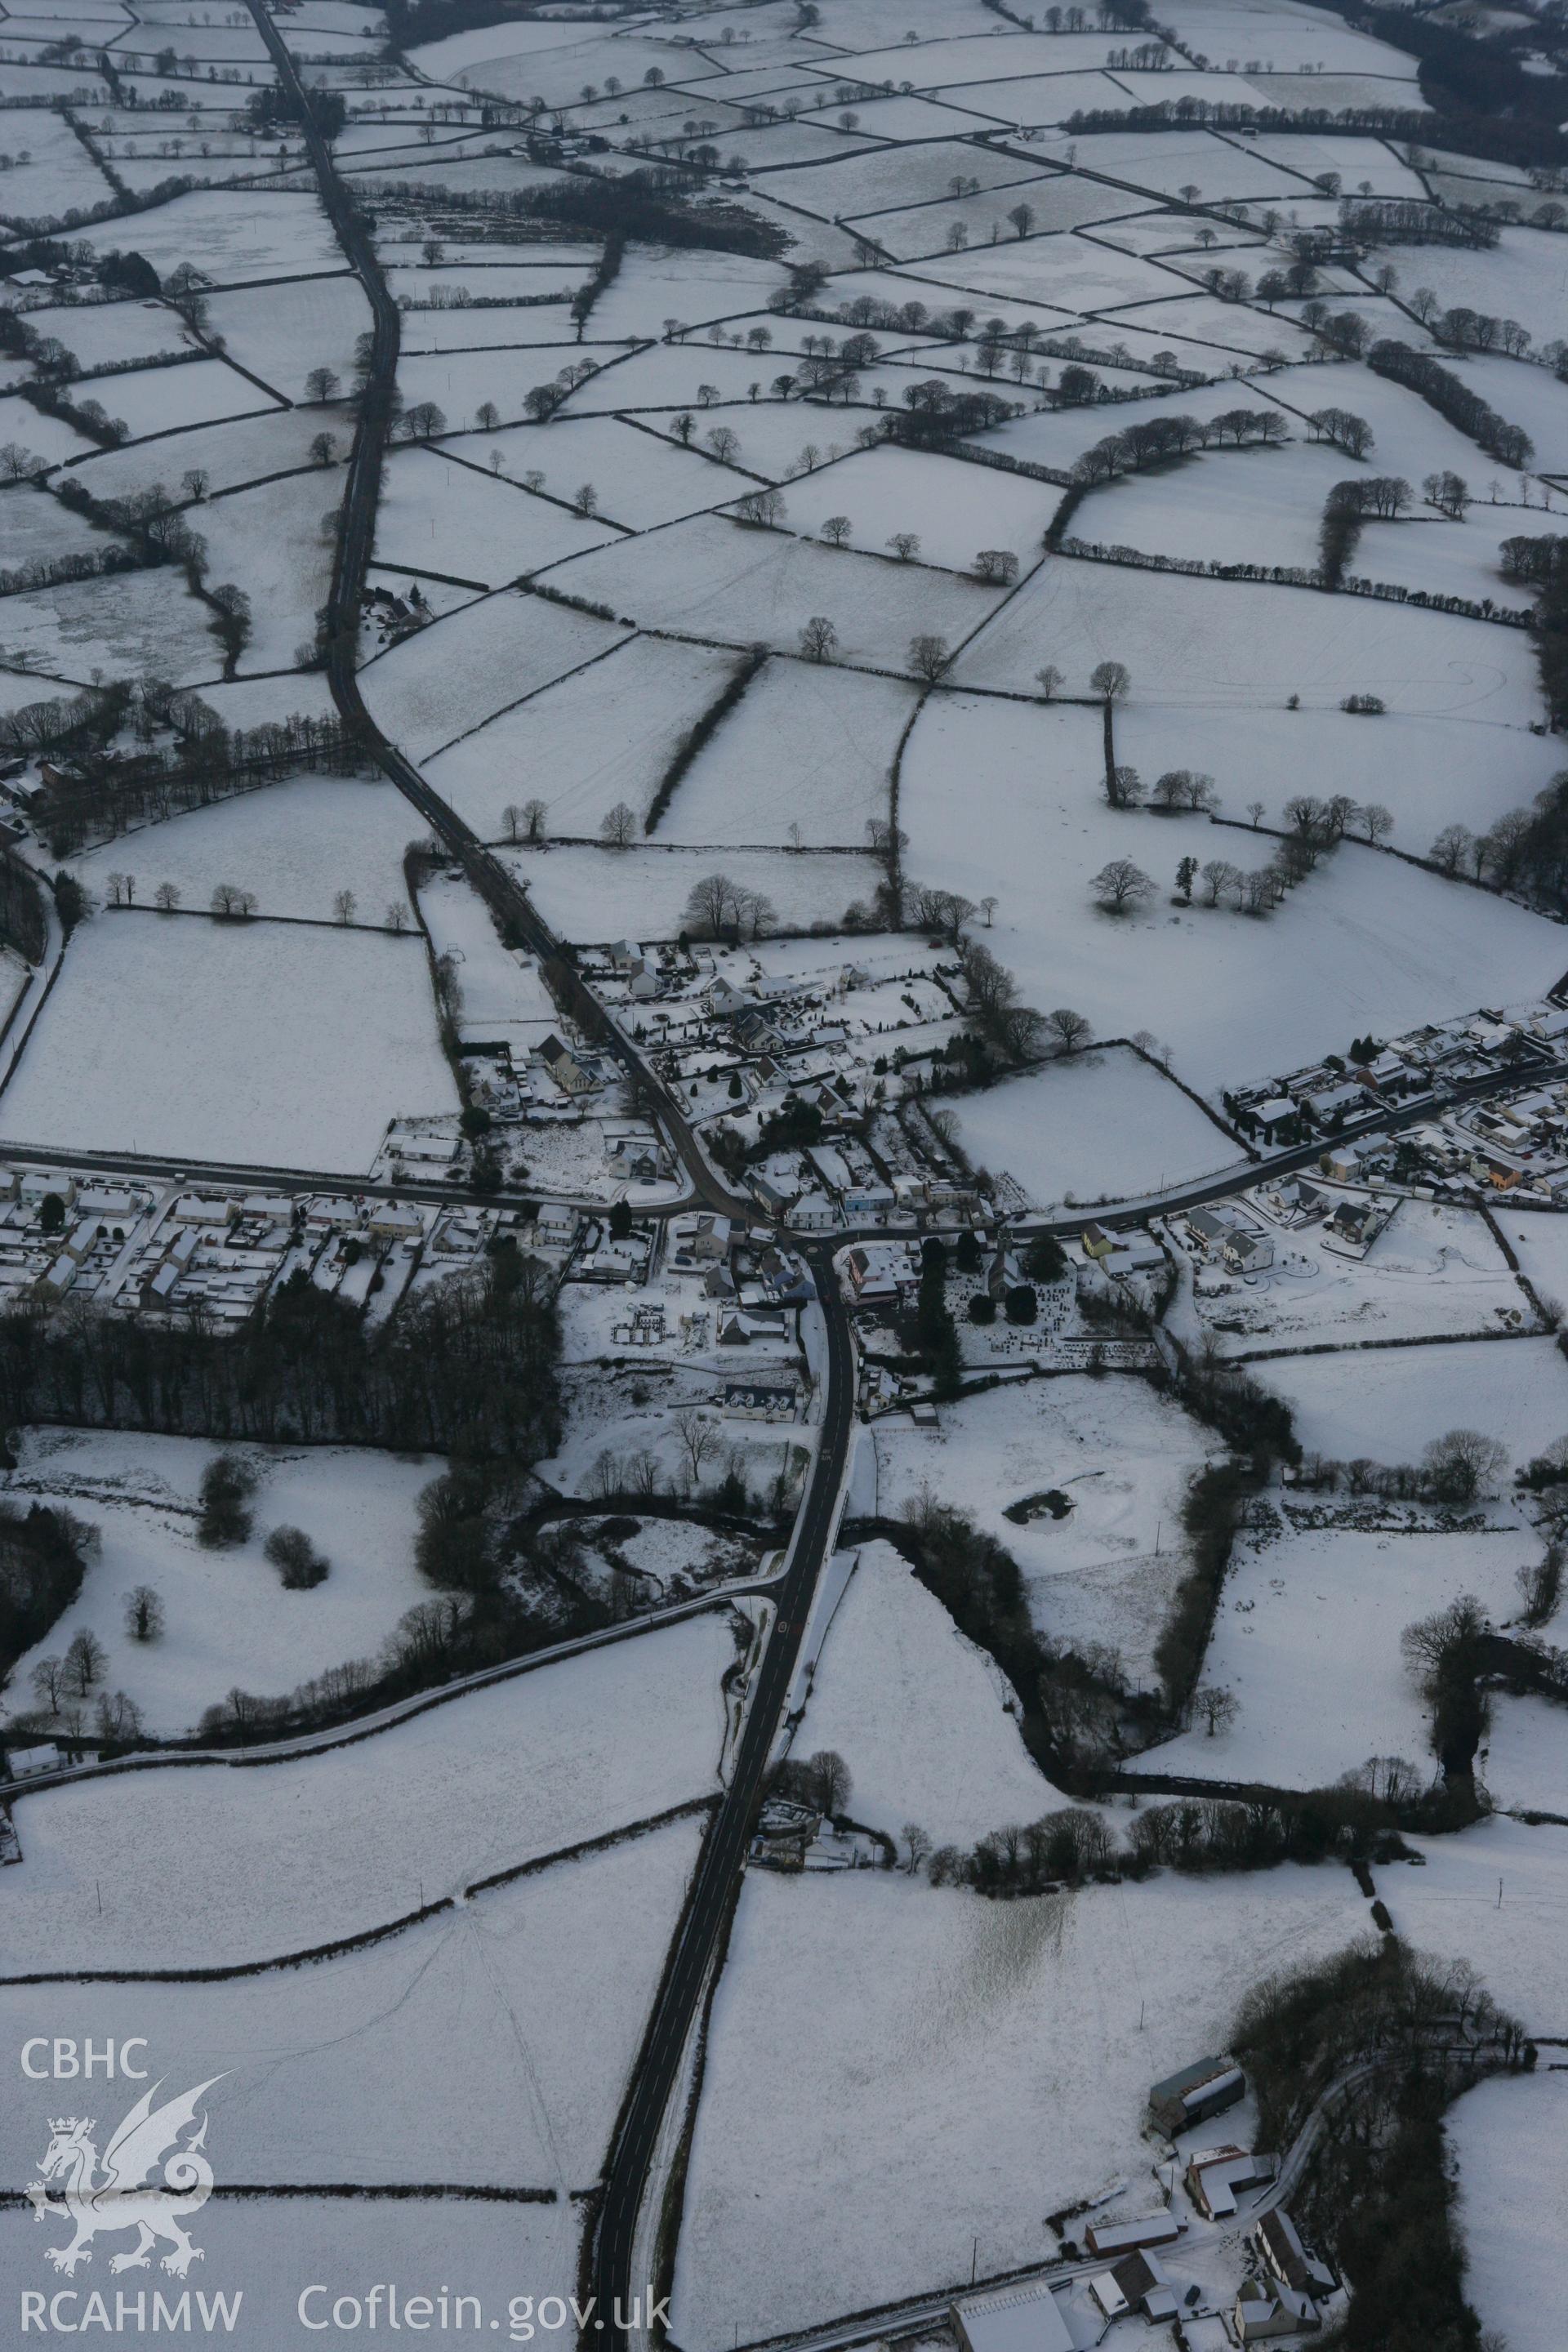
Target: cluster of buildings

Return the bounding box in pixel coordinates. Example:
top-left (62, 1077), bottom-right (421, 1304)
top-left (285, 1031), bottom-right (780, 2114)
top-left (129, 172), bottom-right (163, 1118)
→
top-left (591, 938), bottom-right (969, 1157)
top-left (1228, 1000), bottom-right (1568, 1203)
top-left (460, 1029), bottom-right (621, 1124)
top-left (0, 1163), bottom-right (593, 1331)
top-left (0, 1170), bottom-right (155, 1311)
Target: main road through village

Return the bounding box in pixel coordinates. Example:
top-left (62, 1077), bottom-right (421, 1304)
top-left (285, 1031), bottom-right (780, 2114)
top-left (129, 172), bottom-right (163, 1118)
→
top-left (239, 11), bottom-right (858, 2338)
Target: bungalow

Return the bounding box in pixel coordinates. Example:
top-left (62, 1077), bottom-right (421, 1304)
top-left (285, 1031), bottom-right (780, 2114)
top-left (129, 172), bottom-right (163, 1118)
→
top-left (1252, 1095), bottom-right (1297, 1143)
top-left (722, 1379), bottom-right (798, 1419)
top-left (951, 2282), bottom-right (1074, 2352)
top-left (6, 1741), bottom-right (60, 1778)
top-left (718, 1306), bottom-right (788, 1345)
top-left (1302, 1078), bottom-right (1369, 1125)
top-left (1081, 1221), bottom-right (1116, 1262)
top-left (1184, 2145), bottom-right (1276, 2221)
top-left (1148, 2056), bottom-right (1246, 2139)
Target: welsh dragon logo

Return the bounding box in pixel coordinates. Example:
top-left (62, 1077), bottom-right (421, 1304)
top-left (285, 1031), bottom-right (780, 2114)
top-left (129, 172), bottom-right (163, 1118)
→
top-left (27, 2077), bottom-right (225, 2278)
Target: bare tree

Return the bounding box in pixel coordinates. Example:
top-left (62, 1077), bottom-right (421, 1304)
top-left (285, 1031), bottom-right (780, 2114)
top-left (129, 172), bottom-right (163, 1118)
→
top-left (1089, 858), bottom-right (1154, 914)
top-left (305, 365), bottom-right (341, 403)
top-left (64, 1627), bottom-right (107, 1698)
top-left (907, 632), bottom-right (949, 682)
top-left (124, 1584), bottom-right (164, 1643)
top-left (600, 801), bottom-right (638, 848)
top-left (502, 804), bottom-right (523, 843)
top-left (332, 888), bottom-right (357, 924)
top-left (674, 1408), bottom-right (723, 1490)
top-left (804, 1748), bottom-right (852, 1816)
top-left (1090, 659), bottom-right (1130, 702)
top-left (475, 399), bottom-right (501, 430)
top-left (1036, 664), bottom-right (1064, 701)
top-left (902, 1820), bottom-right (933, 1874)
top-left (521, 798), bottom-right (548, 843)
top-left (154, 881), bottom-right (180, 913)
top-left (888, 531), bottom-right (920, 561)
top-left (1422, 1428), bottom-right (1508, 1504)
top-left (1046, 1007), bottom-right (1090, 1054)
top-left (1193, 1684), bottom-right (1239, 1736)
top-left (29, 1655), bottom-right (66, 1713)
top-left (385, 902), bottom-right (408, 932)
top-left (800, 615), bottom-right (838, 662)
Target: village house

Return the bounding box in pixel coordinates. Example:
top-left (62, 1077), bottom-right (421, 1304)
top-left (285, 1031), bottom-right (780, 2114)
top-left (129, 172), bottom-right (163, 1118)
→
top-left (537, 1035), bottom-right (599, 1098)
top-left (1232, 2278), bottom-right (1322, 2340)
top-left (1253, 2208), bottom-right (1336, 2303)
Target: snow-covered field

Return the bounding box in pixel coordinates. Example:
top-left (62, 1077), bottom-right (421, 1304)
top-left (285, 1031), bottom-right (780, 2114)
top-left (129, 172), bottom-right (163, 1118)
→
top-left (376, 444), bottom-right (619, 586)
top-left (657, 656), bottom-right (914, 848)
top-left (542, 510), bottom-right (1004, 671)
top-left (0, 1813), bottom-right (704, 2191)
top-left (1149, 1521), bottom-right (1531, 1789)
top-left (952, 555), bottom-right (1543, 719)
top-left (796, 1539), bottom-right (1062, 1845)
top-left (873, 1374), bottom-right (1218, 1682)
top-left (69, 776), bottom-right (421, 925)
top-left (947, 1049), bottom-right (1239, 1206)
top-left (502, 841), bottom-right (882, 942)
top-left (359, 587), bottom-right (627, 760)
top-left (1, 1428), bottom-right (439, 1737)
top-left (189, 467), bottom-right (336, 672)
top-left (203, 273), bottom-right (372, 403)
top-left (0, 915), bottom-right (457, 1173)
top-left (7, 1608), bottom-right (737, 1971)
top-left (426, 631), bottom-right (738, 839)
top-left (1257, 1336), bottom-right (1568, 1469)
top-left (0, 564), bottom-right (219, 685)
top-left (902, 694), bottom-right (1558, 1096)
top-left (1450, 2069), bottom-right (1568, 2352)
